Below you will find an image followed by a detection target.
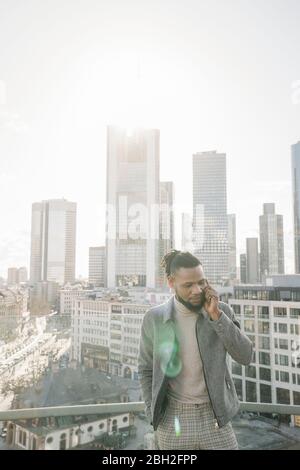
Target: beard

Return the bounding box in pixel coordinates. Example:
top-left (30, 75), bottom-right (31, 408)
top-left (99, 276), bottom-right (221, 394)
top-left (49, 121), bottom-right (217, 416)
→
top-left (175, 291), bottom-right (206, 313)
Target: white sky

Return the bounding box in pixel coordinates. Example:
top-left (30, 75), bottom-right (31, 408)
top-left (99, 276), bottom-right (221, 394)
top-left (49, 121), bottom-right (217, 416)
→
top-left (0, 0), bottom-right (300, 278)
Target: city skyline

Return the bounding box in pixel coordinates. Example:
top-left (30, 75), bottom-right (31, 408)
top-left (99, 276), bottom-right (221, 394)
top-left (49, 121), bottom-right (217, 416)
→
top-left (1, 0), bottom-right (300, 277)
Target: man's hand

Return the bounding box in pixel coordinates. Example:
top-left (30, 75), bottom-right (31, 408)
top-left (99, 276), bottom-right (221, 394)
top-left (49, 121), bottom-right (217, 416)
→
top-left (203, 284), bottom-right (221, 321)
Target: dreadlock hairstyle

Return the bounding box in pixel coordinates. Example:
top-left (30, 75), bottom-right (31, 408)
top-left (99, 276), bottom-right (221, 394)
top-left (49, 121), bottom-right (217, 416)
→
top-left (161, 249), bottom-right (202, 278)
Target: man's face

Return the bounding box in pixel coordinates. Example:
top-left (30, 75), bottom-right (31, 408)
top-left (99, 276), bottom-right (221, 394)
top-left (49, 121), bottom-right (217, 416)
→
top-left (167, 265), bottom-right (208, 311)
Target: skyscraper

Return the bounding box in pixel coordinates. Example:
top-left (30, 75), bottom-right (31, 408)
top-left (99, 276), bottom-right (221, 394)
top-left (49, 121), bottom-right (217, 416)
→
top-left (30, 199), bottom-right (77, 285)
top-left (193, 151), bottom-right (229, 285)
top-left (246, 238), bottom-right (259, 284)
top-left (240, 253), bottom-right (247, 283)
top-left (228, 214), bottom-right (237, 281)
top-left (259, 203), bottom-right (285, 278)
top-left (292, 141), bottom-right (300, 273)
top-left (89, 246), bottom-right (106, 287)
top-left (181, 212), bottom-right (193, 252)
top-left (158, 181), bottom-right (175, 287)
top-left (106, 126), bottom-right (160, 288)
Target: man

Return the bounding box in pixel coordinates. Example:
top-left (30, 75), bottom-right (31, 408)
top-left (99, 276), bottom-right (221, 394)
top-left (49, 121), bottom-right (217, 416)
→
top-left (138, 250), bottom-right (253, 450)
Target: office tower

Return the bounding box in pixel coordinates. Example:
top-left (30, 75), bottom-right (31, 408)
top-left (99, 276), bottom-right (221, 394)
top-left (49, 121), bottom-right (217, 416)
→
top-left (106, 126), bottom-right (160, 288)
top-left (158, 181), bottom-right (175, 287)
top-left (240, 254), bottom-right (247, 283)
top-left (292, 141), bottom-right (300, 273)
top-left (7, 267), bottom-right (19, 285)
top-left (182, 212), bottom-right (193, 252)
top-left (246, 238), bottom-right (259, 283)
top-left (89, 246), bottom-right (106, 287)
top-left (30, 199), bottom-right (77, 285)
top-left (193, 151), bottom-right (229, 285)
top-left (259, 203), bottom-right (285, 278)
top-left (228, 214), bottom-right (237, 280)
top-left (18, 267), bottom-right (28, 283)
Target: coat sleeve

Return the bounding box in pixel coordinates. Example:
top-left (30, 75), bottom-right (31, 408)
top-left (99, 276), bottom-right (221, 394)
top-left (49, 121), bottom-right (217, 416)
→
top-left (138, 310), bottom-right (154, 424)
top-left (208, 302), bottom-right (253, 365)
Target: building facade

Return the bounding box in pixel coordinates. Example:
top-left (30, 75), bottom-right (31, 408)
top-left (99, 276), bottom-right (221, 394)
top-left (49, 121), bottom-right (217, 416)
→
top-left (89, 247), bottom-right (106, 287)
top-left (229, 282), bottom-right (300, 426)
top-left (192, 151), bottom-right (229, 286)
top-left (259, 203), bottom-right (285, 278)
top-left (30, 199), bottom-right (77, 285)
top-left (71, 298), bottom-right (148, 380)
top-left (106, 126), bottom-right (160, 289)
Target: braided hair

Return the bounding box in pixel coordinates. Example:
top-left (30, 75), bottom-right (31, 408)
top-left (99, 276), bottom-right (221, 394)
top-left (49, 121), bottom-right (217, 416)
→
top-left (161, 249), bottom-right (202, 277)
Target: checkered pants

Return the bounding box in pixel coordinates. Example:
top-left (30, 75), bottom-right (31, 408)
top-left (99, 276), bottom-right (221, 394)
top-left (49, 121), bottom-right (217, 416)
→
top-left (154, 396), bottom-right (239, 450)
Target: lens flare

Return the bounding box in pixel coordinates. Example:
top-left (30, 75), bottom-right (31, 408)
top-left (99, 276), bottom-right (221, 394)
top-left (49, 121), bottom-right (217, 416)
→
top-left (174, 416), bottom-right (181, 437)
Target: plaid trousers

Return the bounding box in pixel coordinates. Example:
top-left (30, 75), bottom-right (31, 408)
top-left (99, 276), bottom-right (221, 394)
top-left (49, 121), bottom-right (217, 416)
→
top-left (154, 396), bottom-right (239, 450)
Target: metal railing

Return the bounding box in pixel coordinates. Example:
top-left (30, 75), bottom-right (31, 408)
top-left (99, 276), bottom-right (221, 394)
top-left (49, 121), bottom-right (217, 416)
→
top-left (0, 401), bottom-right (299, 421)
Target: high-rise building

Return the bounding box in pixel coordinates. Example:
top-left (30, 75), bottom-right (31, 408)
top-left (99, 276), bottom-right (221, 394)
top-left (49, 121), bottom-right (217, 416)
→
top-left (18, 267), bottom-right (28, 283)
top-left (228, 214), bottom-right (237, 280)
top-left (106, 126), bottom-right (160, 288)
top-left (30, 199), bottom-right (77, 285)
top-left (192, 151), bottom-right (229, 285)
top-left (240, 254), bottom-right (247, 283)
top-left (7, 267), bottom-right (19, 285)
top-left (181, 213), bottom-right (193, 252)
top-left (246, 238), bottom-right (260, 284)
top-left (292, 141), bottom-right (300, 273)
top-left (229, 280), bottom-right (300, 425)
top-left (259, 203), bottom-right (285, 278)
top-left (89, 247), bottom-right (106, 287)
top-left (158, 181), bottom-right (175, 287)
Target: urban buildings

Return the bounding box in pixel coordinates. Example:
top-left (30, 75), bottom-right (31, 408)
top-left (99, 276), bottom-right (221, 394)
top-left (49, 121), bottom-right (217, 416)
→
top-left (7, 267), bottom-right (28, 286)
top-left (192, 151), bottom-right (229, 286)
top-left (71, 297), bottom-right (148, 379)
top-left (292, 141), bottom-right (300, 273)
top-left (246, 238), bottom-right (260, 284)
top-left (89, 247), bottom-right (106, 287)
top-left (229, 277), bottom-right (300, 426)
top-left (228, 214), bottom-right (237, 281)
top-left (29, 199), bottom-right (77, 285)
top-left (106, 126), bottom-right (160, 289)
top-left (259, 203), bottom-right (285, 278)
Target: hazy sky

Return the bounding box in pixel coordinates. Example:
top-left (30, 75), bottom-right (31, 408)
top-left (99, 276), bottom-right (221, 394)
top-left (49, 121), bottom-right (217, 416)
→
top-left (1, 0), bottom-right (300, 278)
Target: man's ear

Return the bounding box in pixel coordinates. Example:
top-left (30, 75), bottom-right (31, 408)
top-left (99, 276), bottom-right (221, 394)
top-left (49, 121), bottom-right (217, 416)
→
top-left (167, 276), bottom-right (174, 289)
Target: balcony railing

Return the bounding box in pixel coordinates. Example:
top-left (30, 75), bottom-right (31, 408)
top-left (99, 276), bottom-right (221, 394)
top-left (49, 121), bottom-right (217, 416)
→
top-left (0, 401), bottom-right (299, 421)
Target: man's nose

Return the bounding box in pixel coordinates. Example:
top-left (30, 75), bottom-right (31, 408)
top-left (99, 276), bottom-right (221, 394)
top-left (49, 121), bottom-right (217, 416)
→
top-left (191, 284), bottom-right (202, 295)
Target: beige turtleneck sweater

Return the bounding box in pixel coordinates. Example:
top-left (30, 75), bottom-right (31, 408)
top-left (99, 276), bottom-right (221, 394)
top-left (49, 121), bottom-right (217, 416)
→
top-left (166, 296), bottom-right (210, 403)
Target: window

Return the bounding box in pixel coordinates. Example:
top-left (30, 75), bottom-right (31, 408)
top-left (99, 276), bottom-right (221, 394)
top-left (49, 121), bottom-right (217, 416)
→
top-left (276, 387), bottom-right (290, 405)
top-left (294, 391), bottom-right (300, 405)
top-left (99, 423), bottom-right (105, 429)
top-left (244, 305), bottom-right (255, 317)
top-left (279, 354), bottom-right (289, 366)
top-left (258, 336), bottom-right (270, 350)
top-left (244, 320), bottom-right (255, 333)
top-left (122, 416), bottom-right (128, 423)
top-left (259, 367), bottom-right (271, 381)
top-left (231, 304), bottom-right (241, 315)
top-left (245, 365), bottom-right (256, 378)
top-left (233, 378), bottom-right (243, 400)
top-left (279, 338), bottom-right (288, 350)
top-left (258, 321), bottom-right (269, 334)
top-left (278, 323), bottom-right (288, 334)
top-left (260, 384), bottom-right (272, 403)
top-left (232, 362), bottom-right (242, 375)
top-left (259, 352), bottom-right (270, 365)
top-left (246, 381), bottom-right (257, 402)
top-left (87, 426), bottom-right (93, 433)
top-left (258, 306), bottom-right (269, 318)
top-left (290, 308), bottom-right (300, 319)
top-left (280, 371), bottom-right (289, 383)
top-left (274, 307), bottom-right (287, 317)
top-left (46, 436), bottom-right (53, 444)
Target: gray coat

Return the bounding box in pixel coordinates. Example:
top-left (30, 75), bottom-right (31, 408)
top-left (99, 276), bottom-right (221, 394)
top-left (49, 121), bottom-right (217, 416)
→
top-left (138, 295), bottom-right (253, 430)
